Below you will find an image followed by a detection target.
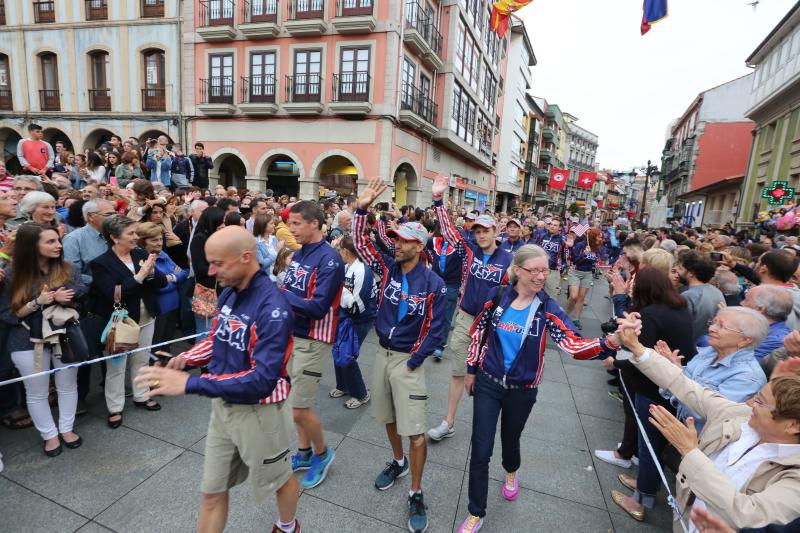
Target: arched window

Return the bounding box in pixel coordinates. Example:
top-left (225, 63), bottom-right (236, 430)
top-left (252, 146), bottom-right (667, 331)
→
top-left (38, 52), bottom-right (59, 111)
top-left (142, 48), bottom-right (165, 111)
top-left (88, 50), bottom-right (110, 111)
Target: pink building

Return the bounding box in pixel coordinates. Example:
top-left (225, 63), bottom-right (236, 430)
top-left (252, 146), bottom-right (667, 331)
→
top-left (183, 0), bottom-right (509, 210)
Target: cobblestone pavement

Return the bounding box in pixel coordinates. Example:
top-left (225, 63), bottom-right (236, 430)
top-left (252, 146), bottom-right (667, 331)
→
top-left (2, 279), bottom-right (671, 532)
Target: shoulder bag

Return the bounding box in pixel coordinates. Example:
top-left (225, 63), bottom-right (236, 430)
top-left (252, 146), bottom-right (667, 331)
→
top-left (101, 285), bottom-right (141, 354)
top-left (192, 281), bottom-right (218, 318)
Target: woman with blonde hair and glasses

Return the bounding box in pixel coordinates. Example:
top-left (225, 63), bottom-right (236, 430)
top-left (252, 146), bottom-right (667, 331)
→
top-left (456, 244), bottom-right (634, 533)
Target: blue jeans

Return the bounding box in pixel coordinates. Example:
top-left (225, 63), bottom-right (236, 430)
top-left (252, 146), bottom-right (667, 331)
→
top-left (437, 286), bottom-right (460, 350)
top-left (333, 319), bottom-right (372, 400)
top-left (194, 313), bottom-right (212, 337)
top-left (468, 371), bottom-right (538, 518)
top-left (632, 393), bottom-right (669, 508)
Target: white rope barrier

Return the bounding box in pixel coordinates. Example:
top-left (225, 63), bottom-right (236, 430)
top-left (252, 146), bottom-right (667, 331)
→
top-left (0, 332), bottom-right (206, 388)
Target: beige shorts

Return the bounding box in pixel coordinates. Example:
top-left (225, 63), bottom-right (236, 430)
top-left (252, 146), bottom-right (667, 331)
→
top-left (567, 268), bottom-right (593, 289)
top-left (545, 270), bottom-right (562, 295)
top-left (288, 336), bottom-right (328, 409)
top-left (201, 398), bottom-right (293, 503)
top-left (448, 309), bottom-right (474, 377)
top-left (371, 349), bottom-right (428, 437)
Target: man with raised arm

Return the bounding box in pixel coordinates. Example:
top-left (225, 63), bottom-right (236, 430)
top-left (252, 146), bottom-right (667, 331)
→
top-left (428, 173), bottom-right (513, 442)
top-left (351, 177), bottom-right (448, 533)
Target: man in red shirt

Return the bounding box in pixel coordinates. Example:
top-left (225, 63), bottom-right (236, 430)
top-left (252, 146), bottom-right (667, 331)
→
top-left (16, 123), bottom-right (55, 176)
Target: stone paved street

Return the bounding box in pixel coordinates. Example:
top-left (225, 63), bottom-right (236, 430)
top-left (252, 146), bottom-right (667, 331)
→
top-left (1, 280), bottom-right (671, 532)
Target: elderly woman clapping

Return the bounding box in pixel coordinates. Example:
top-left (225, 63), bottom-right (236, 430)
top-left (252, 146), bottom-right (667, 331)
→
top-left (615, 325), bottom-right (800, 532)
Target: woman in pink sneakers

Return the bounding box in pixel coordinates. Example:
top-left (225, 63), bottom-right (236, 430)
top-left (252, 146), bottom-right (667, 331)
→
top-left (457, 245), bottom-right (637, 533)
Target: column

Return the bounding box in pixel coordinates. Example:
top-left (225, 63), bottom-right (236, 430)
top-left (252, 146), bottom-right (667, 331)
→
top-left (245, 175), bottom-right (267, 192)
top-left (209, 171), bottom-right (219, 188)
top-left (298, 175), bottom-right (320, 200)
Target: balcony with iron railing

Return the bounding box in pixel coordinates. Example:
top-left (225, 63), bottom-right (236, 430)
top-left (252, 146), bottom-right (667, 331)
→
top-left (199, 77), bottom-right (236, 115)
top-left (39, 89), bottom-right (60, 111)
top-left (85, 0), bottom-right (107, 20)
top-left (403, 2), bottom-right (443, 71)
top-left (198, 0), bottom-right (236, 40)
top-left (0, 87), bottom-right (11, 110)
top-left (240, 0), bottom-right (281, 37)
top-left (286, 0), bottom-right (327, 34)
top-left (399, 82), bottom-right (437, 135)
top-left (333, 0), bottom-right (375, 33)
top-left (239, 75), bottom-right (279, 114)
top-left (330, 72), bottom-right (371, 116)
top-left (88, 88), bottom-right (111, 111)
top-left (34, 1), bottom-right (55, 23)
top-left (284, 74), bottom-right (324, 114)
top-left (142, 88), bottom-right (165, 111)
top-left (141, 0), bottom-right (164, 18)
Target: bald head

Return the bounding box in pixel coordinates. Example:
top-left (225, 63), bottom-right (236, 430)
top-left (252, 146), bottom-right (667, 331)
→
top-left (206, 226), bottom-right (259, 289)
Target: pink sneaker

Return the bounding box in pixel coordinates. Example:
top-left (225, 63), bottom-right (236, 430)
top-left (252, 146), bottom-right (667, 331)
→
top-left (502, 471), bottom-right (519, 501)
top-left (457, 514), bottom-right (483, 533)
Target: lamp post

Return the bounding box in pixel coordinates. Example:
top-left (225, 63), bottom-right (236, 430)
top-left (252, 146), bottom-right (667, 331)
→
top-left (639, 159), bottom-right (660, 227)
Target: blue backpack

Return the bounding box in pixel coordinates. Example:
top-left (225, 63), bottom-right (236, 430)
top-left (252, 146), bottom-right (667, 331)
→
top-left (332, 316), bottom-right (360, 367)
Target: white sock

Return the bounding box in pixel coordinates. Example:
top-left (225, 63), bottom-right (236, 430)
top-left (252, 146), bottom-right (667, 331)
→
top-left (395, 457), bottom-right (405, 467)
top-left (277, 518), bottom-right (296, 533)
top-left (408, 489), bottom-right (421, 498)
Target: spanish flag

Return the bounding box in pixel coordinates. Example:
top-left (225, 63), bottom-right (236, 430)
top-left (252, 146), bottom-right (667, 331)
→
top-left (490, 0), bottom-right (533, 38)
top-left (641, 0), bottom-right (668, 35)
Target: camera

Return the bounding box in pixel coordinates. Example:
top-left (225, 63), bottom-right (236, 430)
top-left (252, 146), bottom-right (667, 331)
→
top-left (375, 202), bottom-right (389, 212)
top-left (600, 318), bottom-right (619, 334)
top-left (710, 252), bottom-right (723, 262)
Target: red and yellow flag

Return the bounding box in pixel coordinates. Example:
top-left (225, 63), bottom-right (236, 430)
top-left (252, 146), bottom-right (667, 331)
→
top-left (490, 0), bottom-right (533, 38)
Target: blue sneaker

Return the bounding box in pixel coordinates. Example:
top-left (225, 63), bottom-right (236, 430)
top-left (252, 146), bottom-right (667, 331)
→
top-left (432, 349), bottom-right (443, 361)
top-left (408, 491), bottom-right (428, 533)
top-left (291, 451), bottom-right (313, 472)
top-left (301, 447), bottom-right (335, 489)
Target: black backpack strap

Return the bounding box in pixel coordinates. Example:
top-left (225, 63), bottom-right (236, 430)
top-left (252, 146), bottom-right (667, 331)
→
top-left (476, 284), bottom-right (508, 356)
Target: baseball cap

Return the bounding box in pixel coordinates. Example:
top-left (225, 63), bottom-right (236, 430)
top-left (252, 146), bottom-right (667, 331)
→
top-left (506, 218), bottom-right (522, 228)
top-left (472, 214), bottom-right (497, 229)
top-left (387, 222), bottom-right (429, 245)
top-left (465, 212), bottom-right (477, 220)
top-left (280, 207), bottom-right (291, 222)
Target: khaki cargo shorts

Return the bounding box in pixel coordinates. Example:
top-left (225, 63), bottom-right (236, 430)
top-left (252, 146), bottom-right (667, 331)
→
top-left (545, 270), bottom-right (562, 295)
top-left (288, 336), bottom-right (328, 409)
top-left (567, 268), bottom-right (593, 289)
top-left (371, 349), bottom-right (428, 437)
top-left (448, 309), bottom-right (474, 377)
top-left (201, 398), bottom-right (292, 503)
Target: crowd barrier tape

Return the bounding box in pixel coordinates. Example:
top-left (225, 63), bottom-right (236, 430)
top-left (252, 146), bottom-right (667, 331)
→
top-left (0, 332), bottom-right (207, 388)
top-left (619, 372), bottom-right (689, 533)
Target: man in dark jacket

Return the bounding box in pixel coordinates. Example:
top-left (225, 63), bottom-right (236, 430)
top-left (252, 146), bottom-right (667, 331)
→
top-left (135, 226), bottom-right (301, 533)
top-left (189, 142), bottom-right (213, 190)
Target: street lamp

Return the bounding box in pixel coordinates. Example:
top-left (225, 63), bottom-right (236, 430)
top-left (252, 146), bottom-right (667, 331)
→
top-left (639, 160), bottom-right (660, 227)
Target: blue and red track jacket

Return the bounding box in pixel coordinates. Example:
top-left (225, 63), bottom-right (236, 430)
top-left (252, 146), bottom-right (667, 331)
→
top-left (499, 237), bottom-right (525, 254)
top-left (467, 286), bottom-right (619, 388)
top-left (352, 209), bottom-right (448, 369)
top-left (433, 200), bottom-right (512, 317)
top-left (539, 233), bottom-right (568, 271)
top-left (568, 237), bottom-right (597, 272)
top-left (427, 236), bottom-right (463, 289)
top-left (282, 238), bottom-right (345, 343)
top-left (183, 270), bottom-right (295, 404)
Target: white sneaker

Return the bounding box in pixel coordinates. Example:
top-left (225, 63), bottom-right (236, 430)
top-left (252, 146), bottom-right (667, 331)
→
top-left (594, 449), bottom-right (632, 468)
top-left (427, 420), bottom-right (455, 441)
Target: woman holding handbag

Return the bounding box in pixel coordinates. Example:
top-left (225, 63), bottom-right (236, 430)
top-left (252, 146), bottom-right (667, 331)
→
top-left (90, 216), bottom-right (167, 428)
top-left (0, 224), bottom-right (88, 456)
top-left (189, 206), bottom-right (224, 334)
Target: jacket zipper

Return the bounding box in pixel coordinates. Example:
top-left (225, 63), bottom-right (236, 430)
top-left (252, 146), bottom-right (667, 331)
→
top-left (388, 326), bottom-right (395, 339)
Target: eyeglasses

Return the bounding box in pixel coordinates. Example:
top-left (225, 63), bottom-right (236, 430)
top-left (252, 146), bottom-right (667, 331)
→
top-left (517, 266), bottom-right (549, 277)
top-left (707, 319), bottom-right (746, 336)
top-left (751, 394), bottom-right (774, 411)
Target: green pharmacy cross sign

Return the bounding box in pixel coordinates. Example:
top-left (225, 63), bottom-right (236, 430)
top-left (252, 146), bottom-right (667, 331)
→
top-left (761, 181), bottom-right (796, 205)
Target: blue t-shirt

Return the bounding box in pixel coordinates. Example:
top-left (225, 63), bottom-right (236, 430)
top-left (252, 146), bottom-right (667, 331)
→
top-left (482, 252), bottom-right (491, 266)
top-left (496, 303), bottom-right (533, 373)
top-left (397, 273), bottom-right (409, 321)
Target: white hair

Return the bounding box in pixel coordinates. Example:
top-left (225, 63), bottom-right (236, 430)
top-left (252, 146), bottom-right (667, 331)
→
top-left (721, 307), bottom-right (769, 349)
top-left (19, 191), bottom-right (55, 215)
top-left (14, 175), bottom-right (43, 190)
top-left (749, 285), bottom-right (794, 322)
top-left (190, 199), bottom-right (208, 213)
top-left (659, 239), bottom-right (677, 255)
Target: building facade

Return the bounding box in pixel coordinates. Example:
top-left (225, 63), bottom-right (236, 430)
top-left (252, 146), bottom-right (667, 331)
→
top-left (656, 73), bottom-right (753, 226)
top-left (495, 17), bottom-right (534, 211)
top-left (562, 114), bottom-right (598, 207)
top-left (184, 0), bottom-right (509, 208)
top-left (0, 0), bottom-right (183, 171)
top-left (738, 2), bottom-right (800, 227)
top-left (520, 93), bottom-right (545, 209)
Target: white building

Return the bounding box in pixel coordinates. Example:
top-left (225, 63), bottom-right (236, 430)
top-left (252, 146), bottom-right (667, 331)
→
top-left (563, 114), bottom-right (599, 205)
top-left (495, 17), bottom-right (535, 211)
top-left (0, 0), bottom-right (183, 170)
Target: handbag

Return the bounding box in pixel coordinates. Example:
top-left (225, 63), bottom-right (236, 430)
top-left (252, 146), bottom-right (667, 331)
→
top-left (59, 319), bottom-right (90, 364)
top-left (101, 285), bottom-right (141, 355)
top-left (332, 316), bottom-right (360, 368)
top-left (192, 282), bottom-right (218, 318)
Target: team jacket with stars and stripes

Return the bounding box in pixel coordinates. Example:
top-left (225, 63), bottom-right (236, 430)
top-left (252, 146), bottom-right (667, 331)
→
top-left (352, 209), bottom-right (448, 369)
top-left (183, 270), bottom-right (295, 404)
top-left (466, 286), bottom-right (619, 388)
top-left (282, 239), bottom-right (345, 343)
top-left (433, 199), bottom-right (513, 317)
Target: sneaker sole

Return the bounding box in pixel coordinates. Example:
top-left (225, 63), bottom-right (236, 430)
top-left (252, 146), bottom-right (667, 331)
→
top-left (408, 519), bottom-right (429, 533)
top-left (301, 450), bottom-right (335, 489)
top-left (292, 465), bottom-right (312, 472)
top-left (375, 465), bottom-right (409, 491)
top-left (428, 430), bottom-right (455, 442)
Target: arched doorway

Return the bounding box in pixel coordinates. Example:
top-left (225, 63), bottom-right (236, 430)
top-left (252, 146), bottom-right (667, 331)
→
top-left (393, 162), bottom-right (418, 206)
top-left (215, 154), bottom-right (247, 190)
top-left (84, 128), bottom-right (116, 150)
top-left (264, 155), bottom-right (299, 197)
top-left (138, 130), bottom-right (173, 147)
top-left (317, 155), bottom-right (357, 197)
top-left (43, 127), bottom-right (73, 153)
top-left (0, 128), bottom-right (23, 174)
